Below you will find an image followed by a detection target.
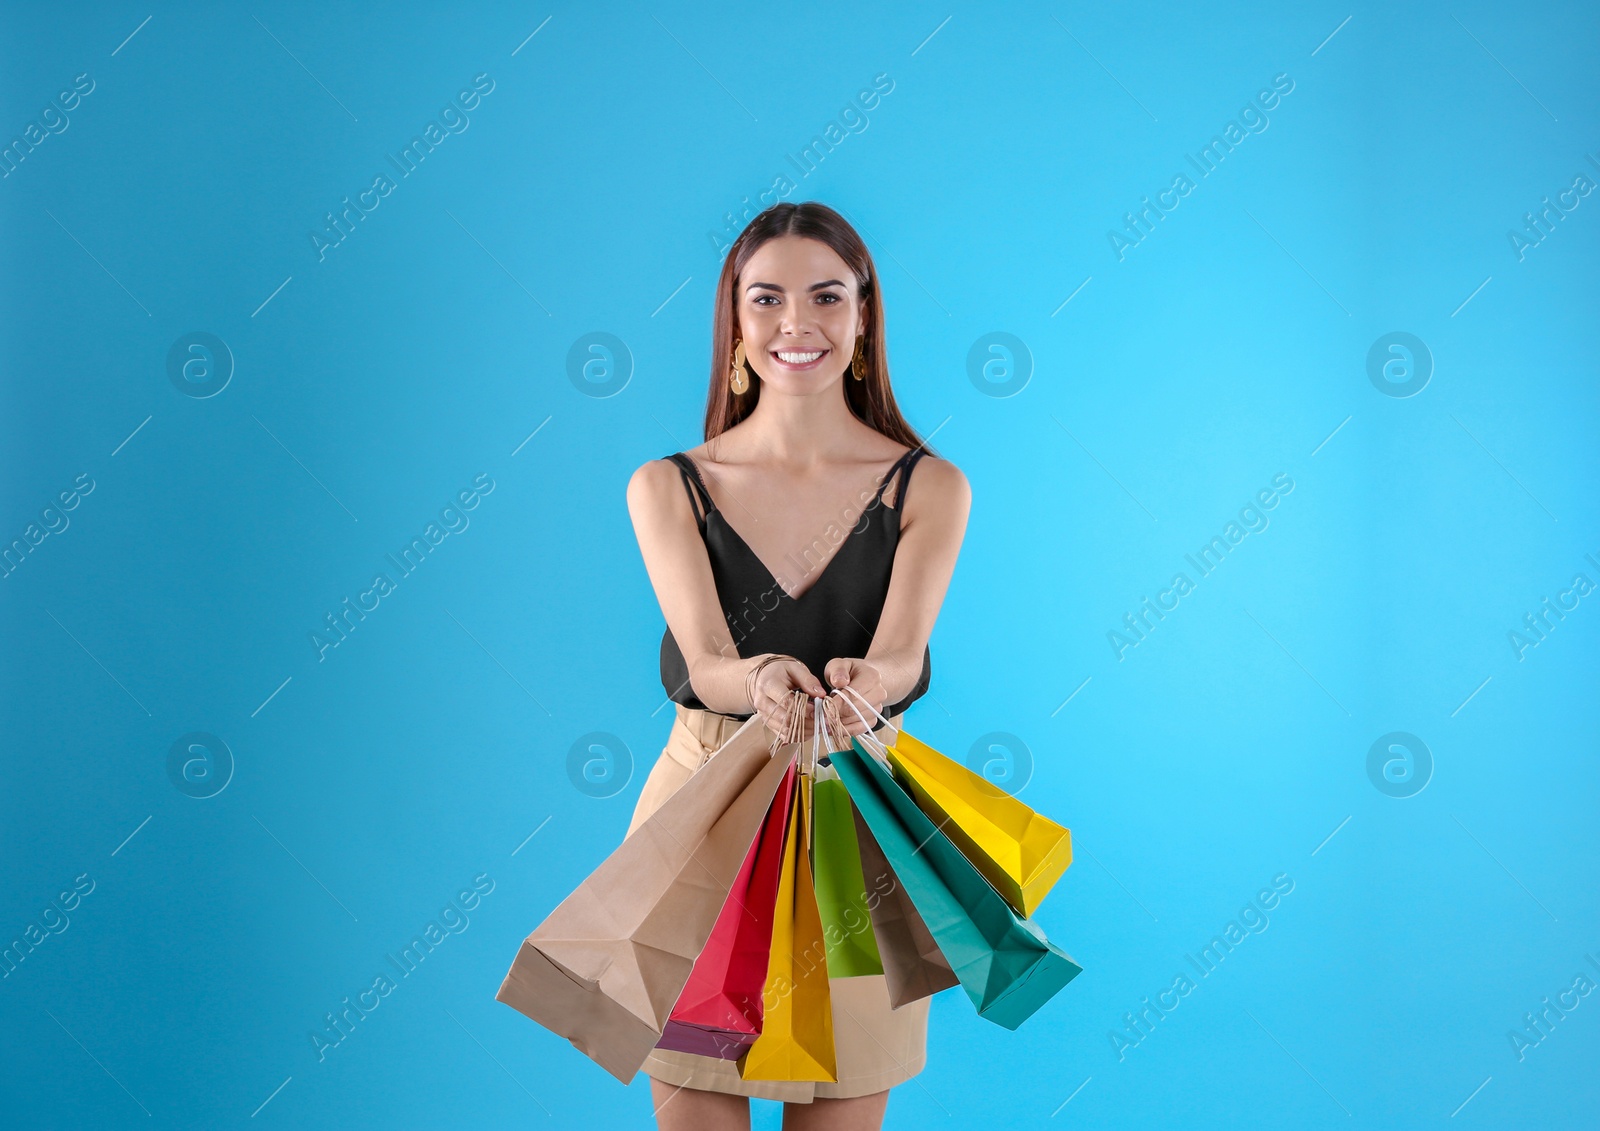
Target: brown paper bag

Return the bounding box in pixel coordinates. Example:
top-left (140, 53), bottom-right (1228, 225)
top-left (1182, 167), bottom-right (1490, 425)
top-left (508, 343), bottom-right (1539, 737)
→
top-left (496, 714), bottom-right (791, 1082)
top-left (852, 806), bottom-right (959, 1008)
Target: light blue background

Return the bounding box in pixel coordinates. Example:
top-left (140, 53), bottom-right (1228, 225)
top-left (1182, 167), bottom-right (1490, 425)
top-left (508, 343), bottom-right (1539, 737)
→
top-left (2, 1), bottom-right (1596, 1127)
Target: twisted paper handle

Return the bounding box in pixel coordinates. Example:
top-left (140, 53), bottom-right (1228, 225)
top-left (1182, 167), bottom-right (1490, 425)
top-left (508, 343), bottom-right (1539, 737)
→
top-left (829, 686), bottom-right (897, 765)
top-left (767, 687), bottom-right (810, 758)
top-left (811, 696), bottom-right (823, 771)
top-left (836, 685), bottom-right (899, 742)
top-left (811, 694), bottom-right (846, 759)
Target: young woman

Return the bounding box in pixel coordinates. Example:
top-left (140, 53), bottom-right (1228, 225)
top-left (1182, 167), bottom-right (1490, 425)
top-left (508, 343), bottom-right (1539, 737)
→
top-left (625, 201), bottom-right (970, 1131)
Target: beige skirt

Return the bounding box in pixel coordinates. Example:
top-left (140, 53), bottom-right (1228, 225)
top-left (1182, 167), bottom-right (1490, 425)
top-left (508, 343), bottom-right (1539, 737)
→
top-left (626, 703), bottom-right (931, 1103)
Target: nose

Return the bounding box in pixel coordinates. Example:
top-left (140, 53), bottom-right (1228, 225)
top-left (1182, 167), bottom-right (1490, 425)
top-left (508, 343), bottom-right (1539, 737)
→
top-left (777, 308), bottom-right (819, 338)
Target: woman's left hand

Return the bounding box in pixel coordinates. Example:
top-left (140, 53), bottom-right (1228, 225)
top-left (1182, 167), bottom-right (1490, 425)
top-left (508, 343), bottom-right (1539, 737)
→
top-left (823, 657), bottom-right (887, 736)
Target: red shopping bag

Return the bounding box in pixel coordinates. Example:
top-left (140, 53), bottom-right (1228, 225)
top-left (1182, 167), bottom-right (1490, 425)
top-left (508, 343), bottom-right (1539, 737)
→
top-left (656, 763), bottom-right (798, 1058)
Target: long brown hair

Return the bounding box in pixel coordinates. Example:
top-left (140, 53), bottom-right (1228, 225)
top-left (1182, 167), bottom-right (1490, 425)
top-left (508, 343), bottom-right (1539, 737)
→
top-left (703, 201), bottom-right (935, 456)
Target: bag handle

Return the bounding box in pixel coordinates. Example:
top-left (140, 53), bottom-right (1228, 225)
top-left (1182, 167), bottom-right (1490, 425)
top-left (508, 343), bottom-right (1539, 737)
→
top-left (816, 694), bottom-right (850, 754)
top-left (805, 696), bottom-right (849, 787)
top-left (767, 686), bottom-right (807, 761)
top-left (830, 688), bottom-right (894, 765)
top-left (833, 686), bottom-right (900, 746)
top-left (803, 695), bottom-right (816, 776)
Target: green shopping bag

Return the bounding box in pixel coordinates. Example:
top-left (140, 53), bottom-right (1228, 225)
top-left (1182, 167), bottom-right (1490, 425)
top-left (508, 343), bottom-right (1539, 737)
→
top-left (831, 741), bottom-right (1082, 1030)
top-left (809, 776), bottom-right (883, 977)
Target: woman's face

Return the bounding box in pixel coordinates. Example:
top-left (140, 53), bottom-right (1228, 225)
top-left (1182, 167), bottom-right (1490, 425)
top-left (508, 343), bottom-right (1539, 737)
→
top-left (734, 235), bottom-right (866, 394)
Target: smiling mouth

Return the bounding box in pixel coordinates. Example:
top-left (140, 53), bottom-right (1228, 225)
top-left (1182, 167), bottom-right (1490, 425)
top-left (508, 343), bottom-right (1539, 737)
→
top-left (771, 348), bottom-right (829, 369)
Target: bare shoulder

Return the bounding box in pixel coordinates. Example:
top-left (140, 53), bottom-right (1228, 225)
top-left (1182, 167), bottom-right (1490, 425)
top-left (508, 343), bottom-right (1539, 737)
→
top-left (628, 455), bottom-right (679, 491)
top-left (901, 452), bottom-right (971, 525)
top-left (910, 452), bottom-right (970, 501)
top-left (626, 457), bottom-right (688, 518)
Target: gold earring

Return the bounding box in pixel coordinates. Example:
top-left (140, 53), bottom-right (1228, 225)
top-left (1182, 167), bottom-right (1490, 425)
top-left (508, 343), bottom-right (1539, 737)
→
top-left (851, 336), bottom-right (867, 381)
top-left (730, 339), bottom-right (749, 395)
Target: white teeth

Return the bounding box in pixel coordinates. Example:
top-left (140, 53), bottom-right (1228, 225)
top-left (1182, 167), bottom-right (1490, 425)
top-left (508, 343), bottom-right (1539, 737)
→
top-left (775, 350), bottom-right (825, 363)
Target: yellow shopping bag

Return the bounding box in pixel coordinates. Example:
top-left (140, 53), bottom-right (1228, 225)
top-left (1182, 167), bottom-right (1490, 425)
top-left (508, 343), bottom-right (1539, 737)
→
top-left (738, 767), bottom-right (837, 1082)
top-left (886, 730), bottom-right (1072, 918)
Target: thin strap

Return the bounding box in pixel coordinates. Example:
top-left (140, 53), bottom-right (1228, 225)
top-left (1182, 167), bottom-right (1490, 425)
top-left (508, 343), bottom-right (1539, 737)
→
top-left (873, 447), bottom-right (928, 509)
top-left (665, 453), bottom-right (714, 526)
top-left (868, 449), bottom-right (915, 506)
top-left (892, 447), bottom-right (928, 510)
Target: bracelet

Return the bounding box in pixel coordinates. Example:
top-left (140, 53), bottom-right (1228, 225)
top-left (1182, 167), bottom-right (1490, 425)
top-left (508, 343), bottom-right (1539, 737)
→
top-left (744, 653), bottom-right (800, 713)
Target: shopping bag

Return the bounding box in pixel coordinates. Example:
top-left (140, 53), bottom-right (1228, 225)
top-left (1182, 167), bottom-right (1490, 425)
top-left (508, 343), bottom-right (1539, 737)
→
top-left (495, 714), bottom-right (791, 1082)
top-left (886, 730), bottom-right (1072, 918)
top-left (738, 768), bottom-right (837, 1082)
top-left (656, 762), bottom-right (798, 1059)
top-left (833, 741), bottom-right (1082, 1030)
top-left (851, 805), bottom-right (959, 1007)
top-left (809, 776), bottom-right (884, 977)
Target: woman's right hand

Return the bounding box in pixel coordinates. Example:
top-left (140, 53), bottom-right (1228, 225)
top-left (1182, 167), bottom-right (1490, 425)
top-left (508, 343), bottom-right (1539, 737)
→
top-left (749, 658), bottom-right (827, 740)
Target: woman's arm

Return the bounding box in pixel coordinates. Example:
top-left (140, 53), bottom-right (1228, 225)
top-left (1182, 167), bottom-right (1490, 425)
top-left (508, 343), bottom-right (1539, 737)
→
top-left (626, 459), bottom-right (826, 723)
top-left (827, 456), bottom-right (971, 728)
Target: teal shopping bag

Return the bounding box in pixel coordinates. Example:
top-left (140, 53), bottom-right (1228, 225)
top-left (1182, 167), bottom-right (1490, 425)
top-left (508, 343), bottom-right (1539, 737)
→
top-left (832, 742), bottom-right (1082, 1030)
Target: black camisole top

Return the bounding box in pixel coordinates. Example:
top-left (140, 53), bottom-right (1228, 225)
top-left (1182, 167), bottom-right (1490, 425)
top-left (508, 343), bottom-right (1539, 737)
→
top-left (659, 447), bottom-right (933, 720)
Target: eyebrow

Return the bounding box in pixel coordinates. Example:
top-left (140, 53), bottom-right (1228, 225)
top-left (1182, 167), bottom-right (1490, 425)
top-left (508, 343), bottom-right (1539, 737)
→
top-left (744, 279), bottom-right (848, 293)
